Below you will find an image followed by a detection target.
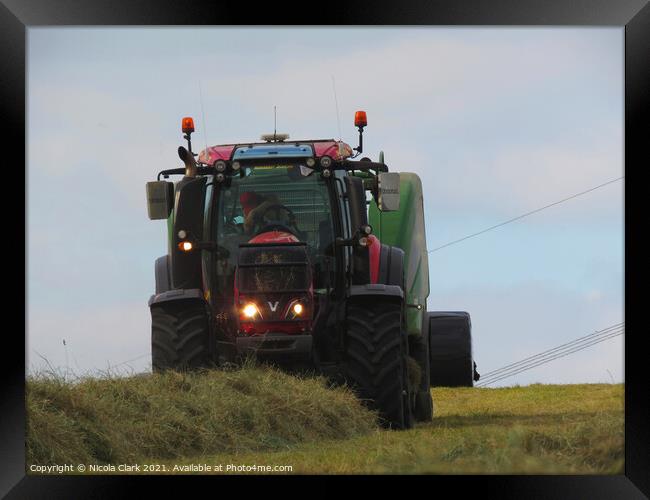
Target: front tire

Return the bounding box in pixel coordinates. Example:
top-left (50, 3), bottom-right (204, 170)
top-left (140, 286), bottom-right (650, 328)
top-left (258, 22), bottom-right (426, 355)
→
top-left (151, 300), bottom-right (212, 372)
top-left (342, 298), bottom-right (412, 430)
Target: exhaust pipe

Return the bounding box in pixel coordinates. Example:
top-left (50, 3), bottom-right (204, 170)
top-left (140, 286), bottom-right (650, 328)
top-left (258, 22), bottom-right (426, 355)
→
top-left (178, 146), bottom-right (197, 178)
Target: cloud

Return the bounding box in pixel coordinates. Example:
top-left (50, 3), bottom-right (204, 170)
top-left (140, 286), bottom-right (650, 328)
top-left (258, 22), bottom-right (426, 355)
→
top-left (28, 28), bottom-right (622, 217)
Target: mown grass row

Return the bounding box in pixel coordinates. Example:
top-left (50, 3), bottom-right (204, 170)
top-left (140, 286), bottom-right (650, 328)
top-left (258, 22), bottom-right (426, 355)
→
top-left (169, 384), bottom-right (624, 474)
top-left (27, 364), bottom-right (377, 466)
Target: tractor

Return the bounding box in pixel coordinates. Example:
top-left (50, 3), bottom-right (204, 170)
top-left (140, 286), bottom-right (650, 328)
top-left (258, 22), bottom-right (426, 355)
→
top-left (146, 112), bottom-right (478, 429)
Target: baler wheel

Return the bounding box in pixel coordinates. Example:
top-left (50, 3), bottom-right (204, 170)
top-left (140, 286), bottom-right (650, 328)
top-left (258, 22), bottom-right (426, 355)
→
top-left (428, 312), bottom-right (475, 387)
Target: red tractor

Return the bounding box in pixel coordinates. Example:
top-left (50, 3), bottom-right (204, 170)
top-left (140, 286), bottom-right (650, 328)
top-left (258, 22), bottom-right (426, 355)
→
top-left (146, 113), bottom-right (478, 429)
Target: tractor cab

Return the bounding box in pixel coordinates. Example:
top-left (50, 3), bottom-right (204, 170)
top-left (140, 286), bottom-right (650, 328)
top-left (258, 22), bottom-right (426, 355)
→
top-left (205, 140), bottom-right (389, 341)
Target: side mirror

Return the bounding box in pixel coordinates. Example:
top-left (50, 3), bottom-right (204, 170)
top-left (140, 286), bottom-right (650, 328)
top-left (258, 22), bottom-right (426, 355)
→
top-left (146, 181), bottom-right (174, 220)
top-left (377, 172), bottom-right (400, 212)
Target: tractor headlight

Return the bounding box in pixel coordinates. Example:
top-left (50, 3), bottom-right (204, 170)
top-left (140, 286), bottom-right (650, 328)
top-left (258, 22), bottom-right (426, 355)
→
top-left (241, 303), bottom-right (262, 320)
top-left (286, 299), bottom-right (305, 319)
top-left (215, 160), bottom-right (227, 172)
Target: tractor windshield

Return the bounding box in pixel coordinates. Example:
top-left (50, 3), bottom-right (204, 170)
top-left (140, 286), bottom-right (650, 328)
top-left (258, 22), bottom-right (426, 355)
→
top-left (212, 164), bottom-right (336, 295)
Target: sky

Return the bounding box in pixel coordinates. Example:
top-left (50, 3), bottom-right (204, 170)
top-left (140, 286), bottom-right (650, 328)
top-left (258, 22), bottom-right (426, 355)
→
top-left (27, 27), bottom-right (624, 386)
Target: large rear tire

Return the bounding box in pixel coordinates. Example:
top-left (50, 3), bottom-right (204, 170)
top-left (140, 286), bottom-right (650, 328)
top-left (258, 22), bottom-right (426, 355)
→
top-left (151, 300), bottom-right (212, 372)
top-left (342, 298), bottom-right (412, 430)
top-left (428, 312), bottom-right (474, 387)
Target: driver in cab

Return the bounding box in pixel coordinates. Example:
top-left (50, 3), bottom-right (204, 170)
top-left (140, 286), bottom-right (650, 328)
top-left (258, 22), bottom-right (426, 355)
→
top-left (239, 191), bottom-right (286, 235)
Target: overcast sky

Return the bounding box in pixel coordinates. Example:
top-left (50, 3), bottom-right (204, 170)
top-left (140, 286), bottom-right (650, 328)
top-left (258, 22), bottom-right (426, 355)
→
top-left (27, 27), bottom-right (624, 386)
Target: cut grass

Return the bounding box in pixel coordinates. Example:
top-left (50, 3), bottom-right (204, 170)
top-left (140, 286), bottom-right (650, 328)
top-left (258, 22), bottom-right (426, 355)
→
top-left (165, 383), bottom-right (624, 474)
top-left (26, 365), bottom-right (377, 467)
top-left (27, 366), bottom-right (623, 475)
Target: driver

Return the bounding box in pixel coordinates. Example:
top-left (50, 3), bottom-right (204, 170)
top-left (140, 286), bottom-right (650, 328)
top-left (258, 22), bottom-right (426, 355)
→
top-left (239, 191), bottom-right (285, 234)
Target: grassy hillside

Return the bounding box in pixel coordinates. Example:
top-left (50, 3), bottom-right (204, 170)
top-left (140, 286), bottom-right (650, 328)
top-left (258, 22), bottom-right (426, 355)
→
top-left (27, 366), bottom-right (623, 475)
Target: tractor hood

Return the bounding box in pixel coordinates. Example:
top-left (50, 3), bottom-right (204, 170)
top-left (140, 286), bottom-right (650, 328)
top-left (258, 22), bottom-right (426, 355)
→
top-left (248, 231), bottom-right (300, 245)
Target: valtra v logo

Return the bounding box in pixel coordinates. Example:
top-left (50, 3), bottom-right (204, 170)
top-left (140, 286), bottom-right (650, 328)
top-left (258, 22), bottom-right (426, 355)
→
top-left (268, 301), bottom-right (279, 312)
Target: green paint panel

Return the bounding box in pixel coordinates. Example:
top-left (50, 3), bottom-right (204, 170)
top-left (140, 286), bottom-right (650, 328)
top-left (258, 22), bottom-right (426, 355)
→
top-left (369, 173), bottom-right (430, 337)
top-left (166, 207), bottom-right (174, 254)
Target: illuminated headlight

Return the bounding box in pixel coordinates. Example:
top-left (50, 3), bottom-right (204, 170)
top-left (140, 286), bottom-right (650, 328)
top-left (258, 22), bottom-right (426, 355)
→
top-left (215, 160), bottom-right (227, 172)
top-left (320, 155), bottom-right (332, 168)
top-left (178, 241), bottom-right (193, 252)
top-left (286, 300), bottom-right (306, 319)
top-left (242, 303), bottom-right (261, 320)
top-left (232, 161), bottom-right (241, 171)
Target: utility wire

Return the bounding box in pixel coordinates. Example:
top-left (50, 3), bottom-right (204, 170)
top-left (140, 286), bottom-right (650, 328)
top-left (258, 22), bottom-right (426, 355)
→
top-left (477, 324), bottom-right (624, 386)
top-left (477, 328), bottom-right (624, 386)
top-left (478, 322), bottom-right (624, 380)
top-left (478, 325), bottom-right (624, 384)
top-left (110, 353), bottom-right (150, 369)
top-left (478, 324), bottom-right (623, 382)
top-left (476, 330), bottom-right (623, 387)
top-left (428, 176), bottom-right (624, 254)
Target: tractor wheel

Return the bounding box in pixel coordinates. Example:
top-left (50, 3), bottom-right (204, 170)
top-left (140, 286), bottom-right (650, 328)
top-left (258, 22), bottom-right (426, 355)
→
top-left (343, 298), bottom-right (412, 430)
top-left (151, 300), bottom-right (212, 372)
top-left (409, 333), bottom-right (434, 422)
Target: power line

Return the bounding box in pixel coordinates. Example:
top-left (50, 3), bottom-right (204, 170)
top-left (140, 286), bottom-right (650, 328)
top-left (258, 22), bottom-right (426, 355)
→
top-left (482, 329), bottom-right (623, 385)
top-left (476, 330), bottom-right (623, 387)
top-left (478, 322), bottom-right (624, 380)
top-left (428, 176), bottom-right (624, 254)
top-left (110, 353), bottom-right (150, 369)
top-left (476, 324), bottom-right (624, 386)
top-left (478, 323), bottom-right (623, 382)
top-left (478, 325), bottom-right (623, 385)
top-left (477, 335), bottom-right (623, 386)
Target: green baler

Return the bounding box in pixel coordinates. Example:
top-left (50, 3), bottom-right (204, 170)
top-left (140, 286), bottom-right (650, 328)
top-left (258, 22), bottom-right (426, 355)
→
top-left (369, 172), bottom-right (429, 337)
top-left (370, 172), bottom-right (478, 388)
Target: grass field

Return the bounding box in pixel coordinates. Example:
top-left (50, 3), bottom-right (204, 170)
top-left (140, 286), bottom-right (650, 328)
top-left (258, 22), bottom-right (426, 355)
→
top-left (27, 367), bottom-right (624, 475)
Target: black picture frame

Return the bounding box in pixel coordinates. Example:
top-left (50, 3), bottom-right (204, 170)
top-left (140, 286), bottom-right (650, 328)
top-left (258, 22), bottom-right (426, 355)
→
top-left (3, 0), bottom-right (647, 497)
